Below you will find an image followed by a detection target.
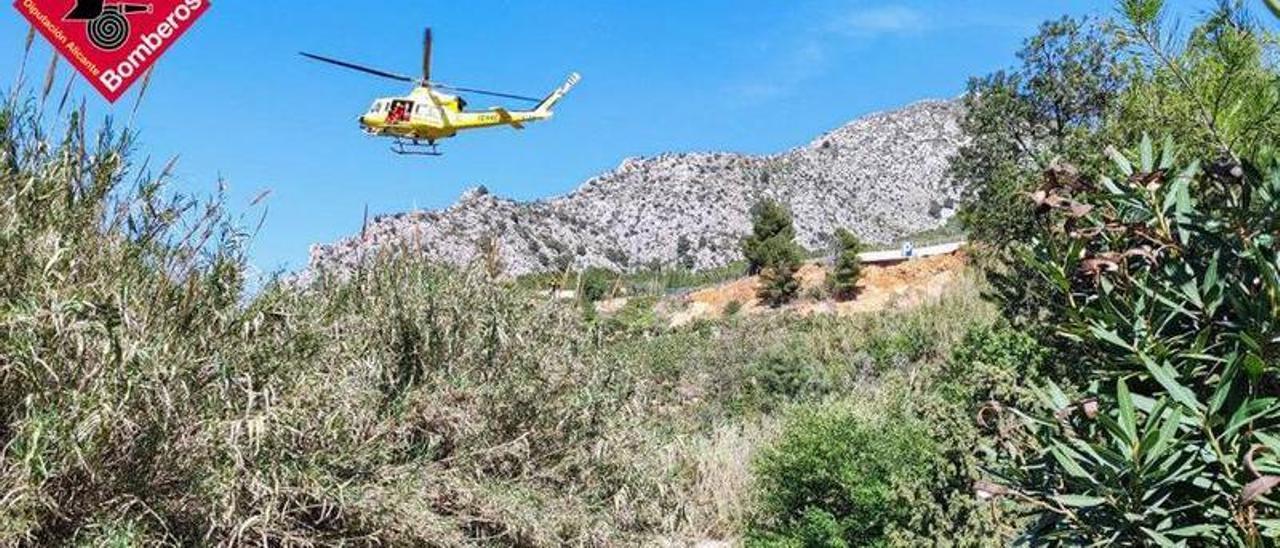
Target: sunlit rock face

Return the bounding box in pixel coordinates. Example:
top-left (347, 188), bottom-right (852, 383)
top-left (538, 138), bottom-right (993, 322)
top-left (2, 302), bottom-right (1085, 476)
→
top-left (308, 99), bottom-right (965, 277)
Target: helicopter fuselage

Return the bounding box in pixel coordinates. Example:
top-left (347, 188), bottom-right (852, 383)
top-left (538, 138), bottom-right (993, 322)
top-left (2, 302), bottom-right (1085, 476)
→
top-left (358, 86), bottom-right (552, 142)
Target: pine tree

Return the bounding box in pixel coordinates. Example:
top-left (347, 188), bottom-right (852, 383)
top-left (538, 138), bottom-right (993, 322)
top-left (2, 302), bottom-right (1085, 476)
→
top-left (742, 199), bottom-right (801, 275)
top-left (742, 199), bottom-right (803, 306)
top-left (827, 228), bottom-right (863, 301)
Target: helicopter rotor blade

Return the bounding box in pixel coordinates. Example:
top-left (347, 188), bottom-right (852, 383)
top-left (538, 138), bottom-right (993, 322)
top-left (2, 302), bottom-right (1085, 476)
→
top-left (423, 28), bottom-right (433, 82)
top-left (300, 52), bottom-right (418, 84)
top-left (430, 83), bottom-right (541, 103)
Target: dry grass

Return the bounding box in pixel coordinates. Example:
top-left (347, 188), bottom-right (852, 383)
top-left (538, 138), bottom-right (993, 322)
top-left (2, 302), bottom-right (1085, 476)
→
top-left (669, 419), bottom-right (779, 541)
top-left (0, 90), bottom-right (645, 545)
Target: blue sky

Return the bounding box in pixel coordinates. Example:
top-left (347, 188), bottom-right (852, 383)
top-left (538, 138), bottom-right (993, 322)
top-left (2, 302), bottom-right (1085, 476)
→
top-left (0, 0), bottom-right (1215, 273)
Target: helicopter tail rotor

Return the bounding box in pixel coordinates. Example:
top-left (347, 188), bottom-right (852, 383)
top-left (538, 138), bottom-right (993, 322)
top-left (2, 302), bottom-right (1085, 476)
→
top-left (534, 72), bottom-right (582, 116)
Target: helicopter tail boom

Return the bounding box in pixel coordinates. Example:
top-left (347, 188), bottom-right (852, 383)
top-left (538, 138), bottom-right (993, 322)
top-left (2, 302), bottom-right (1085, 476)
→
top-left (533, 72), bottom-right (581, 117)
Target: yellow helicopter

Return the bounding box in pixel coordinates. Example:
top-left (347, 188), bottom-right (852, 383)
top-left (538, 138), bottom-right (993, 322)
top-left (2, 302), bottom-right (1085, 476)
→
top-left (302, 28), bottom-right (580, 156)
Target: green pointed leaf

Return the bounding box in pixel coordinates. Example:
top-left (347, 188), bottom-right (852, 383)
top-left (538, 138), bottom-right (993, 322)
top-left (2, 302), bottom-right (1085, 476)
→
top-left (1162, 174), bottom-right (1193, 216)
top-left (1158, 135), bottom-right (1176, 169)
top-left (1201, 252), bottom-right (1219, 294)
top-left (1107, 146), bottom-right (1134, 177)
top-left (1174, 160), bottom-right (1200, 185)
top-left (1148, 406), bottom-right (1182, 463)
top-left (1209, 355), bottom-right (1240, 416)
top-left (1138, 353), bottom-right (1200, 413)
top-left (1117, 380), bottom-right (1138, 446)
top-left (1101, 176), bottom-right (1126, 195)
top-left (1165, 523), bottom-right (1221, 538)
top-left (1224, 397), bottom-right (1279, 442)
top-left (1245, 353), bottom-right (1266, 379)
top-left (1256, 431), bottom-right (1280, 455)
top-left (1050, 444), bottom-right (1097, 482)
top-left (1054, 494), bottom-right (1108, 507)
top-left (1090, 325), bottom-right (1133, 351)
top-left (1140, 134), bottom-right (1155, 173)
top-left (1141, 527), bottom-right (1177, 547)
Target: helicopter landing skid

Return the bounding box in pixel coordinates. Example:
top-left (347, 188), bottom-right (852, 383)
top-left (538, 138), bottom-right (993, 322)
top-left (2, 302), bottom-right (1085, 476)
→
top-left (392, 139), bottom-right (442, 156)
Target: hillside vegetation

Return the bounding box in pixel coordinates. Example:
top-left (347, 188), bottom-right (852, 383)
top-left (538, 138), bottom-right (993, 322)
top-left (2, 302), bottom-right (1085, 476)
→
top-left (4, 0), bottom-right (1280, 546)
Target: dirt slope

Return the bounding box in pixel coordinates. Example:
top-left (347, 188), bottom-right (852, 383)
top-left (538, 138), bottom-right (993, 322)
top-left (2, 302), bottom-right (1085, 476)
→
top-left (667, 252), bottom-right (967, 327)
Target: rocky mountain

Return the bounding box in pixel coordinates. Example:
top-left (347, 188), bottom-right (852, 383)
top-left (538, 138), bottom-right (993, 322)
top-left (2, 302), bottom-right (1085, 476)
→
top-left (308, 99), bottom-right (966, 277)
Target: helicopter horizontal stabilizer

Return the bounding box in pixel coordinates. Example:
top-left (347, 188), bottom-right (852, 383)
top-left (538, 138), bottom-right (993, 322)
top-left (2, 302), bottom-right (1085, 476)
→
top-left (492, 107), bottom-right (526, 130)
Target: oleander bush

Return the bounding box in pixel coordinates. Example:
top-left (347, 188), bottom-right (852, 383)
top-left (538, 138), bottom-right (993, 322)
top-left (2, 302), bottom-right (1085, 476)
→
top-left (982, 135), bottom-right (1280, 545)
top-left (956, 1), bottom-right (1280, 544)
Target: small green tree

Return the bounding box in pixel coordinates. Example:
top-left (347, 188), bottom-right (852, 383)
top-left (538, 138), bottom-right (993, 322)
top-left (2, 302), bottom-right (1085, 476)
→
top-left (827, 228), bottom-right (864, 301)
top-left (742, 199), bottom-right (802, 275)
top-left (743, 199), bottom-right (803, 306)
top-left (676, 235), bottom-right (696, 270)
top-left (579, 266), bottom-right (617, 303)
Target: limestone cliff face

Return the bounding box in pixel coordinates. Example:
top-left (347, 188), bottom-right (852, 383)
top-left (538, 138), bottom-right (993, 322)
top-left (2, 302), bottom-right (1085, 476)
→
top-left (308, 99), bottom-right (964, 276)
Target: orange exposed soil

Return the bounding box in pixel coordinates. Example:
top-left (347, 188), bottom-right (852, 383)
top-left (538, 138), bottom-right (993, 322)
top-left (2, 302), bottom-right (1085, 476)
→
top-left (668, 252), bottom-right (968, 326)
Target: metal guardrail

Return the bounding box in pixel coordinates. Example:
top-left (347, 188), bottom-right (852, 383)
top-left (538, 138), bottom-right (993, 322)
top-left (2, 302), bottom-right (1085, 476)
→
top-left (858, 241), bottom-right (966, 264)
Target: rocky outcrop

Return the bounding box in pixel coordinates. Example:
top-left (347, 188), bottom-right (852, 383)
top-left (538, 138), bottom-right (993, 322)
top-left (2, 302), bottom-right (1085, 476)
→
top-left (308, 99), bottom-right (964, 277)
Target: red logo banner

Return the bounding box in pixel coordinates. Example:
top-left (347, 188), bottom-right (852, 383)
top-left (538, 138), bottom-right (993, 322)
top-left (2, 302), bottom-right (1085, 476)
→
top-left (13, 0), bottom-right (210, 102)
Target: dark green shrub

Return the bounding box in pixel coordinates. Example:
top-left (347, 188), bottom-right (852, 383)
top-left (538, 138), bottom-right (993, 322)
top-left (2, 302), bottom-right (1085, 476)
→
top-left (747, 402), bottom-right (935, 547)
top-left (579, 266), bottom-right (617, 302)
top-left (758, 265), bottom-right (801, 308)
top-left (863, 320), bottom-right (934, 374)
top-left (953, 16), bottom-right (1123, 253)
top-left (606, 296), bottom-right (659, 335)
top-left (955, 3), bottom-right (1280, 543)
top-left (942, 324), bottom-right (1049, 407)
top-left (724, 299), bottom-right (744, 317)
top-left (741, 345), bottom-right (829, 412)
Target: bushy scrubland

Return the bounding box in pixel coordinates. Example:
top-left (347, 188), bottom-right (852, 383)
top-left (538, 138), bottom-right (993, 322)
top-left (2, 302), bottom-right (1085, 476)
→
top-left (0, 86), bottom-right (1018, 545)
top-left (0, 99), bottom-right (645, 545)
top-left (8, 0), bottom-right (1279, 545)
top-left (0, 88), bottom-right (1009, 545)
